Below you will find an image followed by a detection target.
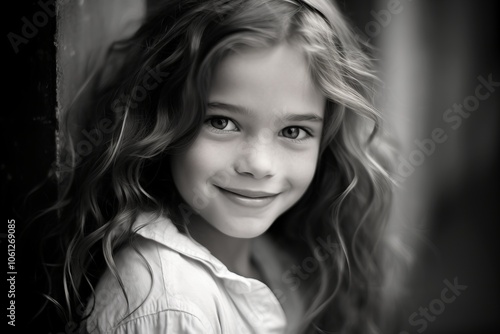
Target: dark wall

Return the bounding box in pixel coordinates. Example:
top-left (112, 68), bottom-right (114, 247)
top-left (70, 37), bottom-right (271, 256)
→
top-left (4, 1), bottom-right (58, 333)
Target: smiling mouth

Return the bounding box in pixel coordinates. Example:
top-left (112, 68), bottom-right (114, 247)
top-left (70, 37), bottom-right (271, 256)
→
top-left (214, 186), bottom-right (280, 208)
top-left (215, 186), bottom-right (279, 199)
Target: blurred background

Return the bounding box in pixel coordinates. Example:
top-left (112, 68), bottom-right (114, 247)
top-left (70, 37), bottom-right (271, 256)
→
top-left (3, 0), bottom-right (499, 333)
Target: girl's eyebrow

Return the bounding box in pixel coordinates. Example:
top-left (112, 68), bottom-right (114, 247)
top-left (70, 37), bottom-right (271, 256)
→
top-left (207, 102), bottom-right (323, 122)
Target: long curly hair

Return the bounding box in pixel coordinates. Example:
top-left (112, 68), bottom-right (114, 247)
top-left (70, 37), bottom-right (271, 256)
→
top-left (43, 0), bottom-right (398, 333)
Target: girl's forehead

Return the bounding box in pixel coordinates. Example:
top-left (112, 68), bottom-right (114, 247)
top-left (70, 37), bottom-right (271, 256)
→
top-left (208, 42), bottom-right (325, 119)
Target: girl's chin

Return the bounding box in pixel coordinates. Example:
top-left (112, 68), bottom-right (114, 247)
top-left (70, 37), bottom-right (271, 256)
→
top-left (211, 219), bottom-right (274, 239)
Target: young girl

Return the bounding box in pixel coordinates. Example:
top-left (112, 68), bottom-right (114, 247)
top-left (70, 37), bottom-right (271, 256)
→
top-left (47, 0), bottom-right (396, 333)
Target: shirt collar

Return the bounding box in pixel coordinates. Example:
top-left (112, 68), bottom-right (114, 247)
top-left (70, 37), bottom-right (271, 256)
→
top-left (133, 212), bottom-right (289, 331)
top-left (132, 211), bottom-right (272, 294)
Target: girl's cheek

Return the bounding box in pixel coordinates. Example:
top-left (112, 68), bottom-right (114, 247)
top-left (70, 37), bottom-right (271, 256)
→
top-left (285, 145), bottom-right (321, 184)
top-left (184, 135), bottom-right (235, 171)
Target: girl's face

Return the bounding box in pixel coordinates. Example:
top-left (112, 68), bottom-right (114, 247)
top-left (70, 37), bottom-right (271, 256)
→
top-left (171, 42), bottom-right (325, 238)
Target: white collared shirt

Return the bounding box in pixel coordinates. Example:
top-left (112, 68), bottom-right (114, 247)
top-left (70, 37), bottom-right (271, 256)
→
top-left (85, 212), bottom-right (302, 333)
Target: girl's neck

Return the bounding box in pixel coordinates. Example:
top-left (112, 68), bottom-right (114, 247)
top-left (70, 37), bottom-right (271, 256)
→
top-left (186, 215), bottom-right (261, 280)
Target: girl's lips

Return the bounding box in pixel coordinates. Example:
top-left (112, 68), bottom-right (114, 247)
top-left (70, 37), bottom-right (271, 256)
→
top-left (219, 187), bottom-right (279, 198)
top-left (215, 186), bottom-right (279, 208)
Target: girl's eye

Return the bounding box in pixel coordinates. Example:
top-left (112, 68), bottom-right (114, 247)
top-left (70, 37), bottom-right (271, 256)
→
top-left (206, 117), bottom-right (238, 131)
top-left (280, 126), bottom-right (311, 141)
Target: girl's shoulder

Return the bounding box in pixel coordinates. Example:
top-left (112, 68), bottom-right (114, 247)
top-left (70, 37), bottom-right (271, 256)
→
top-left (84, 212), bottom-right (221, 333)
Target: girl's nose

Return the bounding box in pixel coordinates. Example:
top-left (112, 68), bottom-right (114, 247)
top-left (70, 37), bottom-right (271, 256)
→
top-left (233, 140), bottom-right (276, 179)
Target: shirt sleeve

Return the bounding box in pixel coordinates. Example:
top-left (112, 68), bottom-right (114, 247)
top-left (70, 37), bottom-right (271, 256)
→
top-left (87, 309), bottom-right (215, 334)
